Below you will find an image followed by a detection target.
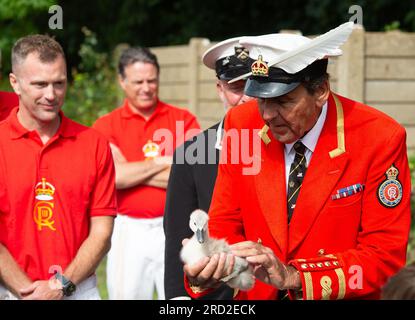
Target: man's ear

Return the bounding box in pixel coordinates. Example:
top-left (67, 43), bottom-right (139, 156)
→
top-left (216, 80), bottom-right (225, 102)
top-left (9, 73), bottom-right (21, 96)
top-left (315, 79), bottom-right (330, 108)
top-left (118, 74), bottom-right (126, 91)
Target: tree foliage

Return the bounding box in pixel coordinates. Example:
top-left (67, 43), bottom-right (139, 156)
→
top-left (55, 0), bottom-right (415, 70)
top-left (63, 28), bottom-right (119, 126)
top-left (0, 0), bottom-right (54, 74)
top-left (1, 0), bottom-right (415, 75)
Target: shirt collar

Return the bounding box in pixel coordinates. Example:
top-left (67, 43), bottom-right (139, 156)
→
top-left (284, 101), bottom-right (328, 155)
top-left (215, 118), bottom-right (225, 150)
top-left (120, 99), bottom-right (167, 120)
top-left (57, 112), bottom-right (77, 138)
top-left (8, 107), bottom-right (76, 140)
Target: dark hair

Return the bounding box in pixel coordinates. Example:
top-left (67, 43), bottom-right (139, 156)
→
top-left (381, 263), bottom-right (415, 300)
top-left (118, 47), bottom-right (160, 78)
top-left (302, 73), bottom-right (330, 95)
top-left (12, 34), bottom-right (65, 72)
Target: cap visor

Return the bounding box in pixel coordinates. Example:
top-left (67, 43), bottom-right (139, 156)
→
top-left (244, 79), bottom-right (300, 98)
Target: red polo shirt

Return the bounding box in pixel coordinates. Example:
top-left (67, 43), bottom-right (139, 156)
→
top-left (93, 99), bottom-right (200, 219)
top-left (0, 108), bottom-right (117, 281)
top-left (0, 91), bottom-right (18, 121)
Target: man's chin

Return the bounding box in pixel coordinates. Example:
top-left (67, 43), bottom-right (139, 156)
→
top-left (270, 129), bottom-right (296, 144)
top-left (139, 99), bottom-right (156, 106)
top-left (37, 110), bottom-right (60, 122)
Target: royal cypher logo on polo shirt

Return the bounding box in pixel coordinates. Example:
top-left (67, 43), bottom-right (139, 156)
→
top-left (142, 140), bottom-right (160, 159)
top-left (33, 178), bottom-right (56, 231)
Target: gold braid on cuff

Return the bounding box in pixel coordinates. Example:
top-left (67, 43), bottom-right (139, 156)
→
top-left (189, 282), bottom-right (207, 294)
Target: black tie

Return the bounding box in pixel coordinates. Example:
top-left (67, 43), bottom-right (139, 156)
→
top-left (287, 141), bottom-right (307, 223)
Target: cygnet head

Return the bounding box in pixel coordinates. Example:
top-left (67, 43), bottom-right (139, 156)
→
top-left (189, 209), bottom-right (209, 244)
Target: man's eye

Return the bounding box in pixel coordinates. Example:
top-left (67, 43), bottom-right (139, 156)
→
top-left (278, 100), bottom-right (291, 106)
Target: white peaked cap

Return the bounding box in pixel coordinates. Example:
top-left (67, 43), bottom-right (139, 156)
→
top-left (239, 33), bottom-right (342, 65)
top-left (202, 36), bottom-right (253, 80)
top-left (202, 36), bottom-right (244, 70)
top-left (234, 22), bottom-right (354, 98)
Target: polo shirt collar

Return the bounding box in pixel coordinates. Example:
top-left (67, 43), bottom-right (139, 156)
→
top-left (120, 99), bottom-right (167, 120)
top-left (8, 107), bottom-right (29, 139)
top-left (8, 107), bottom-right (76, 140)
top-left (57, 112), bottom-right (77, 138)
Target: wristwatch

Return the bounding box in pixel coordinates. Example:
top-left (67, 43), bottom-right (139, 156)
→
top-left (55, 272), bottom-right (76, 297)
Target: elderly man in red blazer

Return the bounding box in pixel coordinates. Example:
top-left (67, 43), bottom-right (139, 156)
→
top-left (0, 91), bottom-right (18, 121)
top-left (182, 23), bottom-right (411, 300)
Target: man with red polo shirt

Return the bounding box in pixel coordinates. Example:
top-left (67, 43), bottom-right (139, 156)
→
top-left (0, 91), bottom-right (18, 120)
top-left (0, 35), bottom-right (116, 300)
top-left (93, 47), bottom-right (200, 300)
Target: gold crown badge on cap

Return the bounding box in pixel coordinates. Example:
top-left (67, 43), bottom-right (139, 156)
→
top-left (251, 55), bottom-right (269, 77)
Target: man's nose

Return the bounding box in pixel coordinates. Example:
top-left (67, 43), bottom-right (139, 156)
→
top-left (44, 85), bottom-right (56, 101)
top-left (141, 81), bottom-right (151, 92)
top-left (261, 102), bottom-right (278, 122)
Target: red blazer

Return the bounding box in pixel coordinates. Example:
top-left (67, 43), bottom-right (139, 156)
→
top-left (0, 91), bottom-right (18, 121)
top-left (185, 93), bottom-right (411, 300)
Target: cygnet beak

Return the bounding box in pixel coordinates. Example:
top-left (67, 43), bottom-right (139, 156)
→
top-left (196, 228), bottom-right (205, 243)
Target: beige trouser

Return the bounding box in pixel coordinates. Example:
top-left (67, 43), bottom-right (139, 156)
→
top-left (0, 275), bottom-right (100, 300)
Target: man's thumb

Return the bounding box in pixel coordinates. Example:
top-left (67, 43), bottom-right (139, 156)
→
top-left (20, 282), bottom-right (36, 295)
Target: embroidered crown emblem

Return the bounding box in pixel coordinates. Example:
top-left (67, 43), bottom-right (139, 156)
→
top-left (386, 165), bottom-right (399, 180)
top-left (142, 140), bottom-right (160, 158)
top-left (251, 55), bottom-right (269, 77)
top-left (35, 178), bottom-right (55, 201)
